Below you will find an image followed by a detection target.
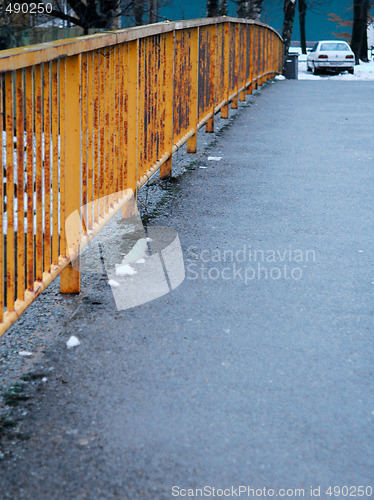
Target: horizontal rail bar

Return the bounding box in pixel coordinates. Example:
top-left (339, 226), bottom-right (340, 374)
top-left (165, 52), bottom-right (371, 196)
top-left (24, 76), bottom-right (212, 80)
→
top-left (0, 18), bottom-right (282, 72)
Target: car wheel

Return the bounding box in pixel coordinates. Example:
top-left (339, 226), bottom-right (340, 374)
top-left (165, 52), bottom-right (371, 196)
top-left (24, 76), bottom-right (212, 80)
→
top-left (348, 68), bottom-right (354, 75)
top-left (307, 62), bottom-right (312, 72)
top-left (312, 63), bottom-right (319, 76)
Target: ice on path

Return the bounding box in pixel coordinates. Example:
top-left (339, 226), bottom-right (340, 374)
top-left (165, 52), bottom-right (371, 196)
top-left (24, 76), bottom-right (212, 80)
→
top-left (115, 264), bottom-right (137, 277)
top-left (18, 351), bottom-right (33, 357)
top-left (108, 279), bottom-right (120, 287)
top-left (66, 336), bottom-right (81, 349)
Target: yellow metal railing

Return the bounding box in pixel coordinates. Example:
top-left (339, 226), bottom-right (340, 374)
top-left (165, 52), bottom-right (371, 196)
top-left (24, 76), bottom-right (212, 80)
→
top-left (0, 17), bottom-right (283, 335)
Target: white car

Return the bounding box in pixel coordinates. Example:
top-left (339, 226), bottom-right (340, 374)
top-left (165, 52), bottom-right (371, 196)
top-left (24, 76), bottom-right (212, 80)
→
top-left (307, 40), bottom-right (355, 75)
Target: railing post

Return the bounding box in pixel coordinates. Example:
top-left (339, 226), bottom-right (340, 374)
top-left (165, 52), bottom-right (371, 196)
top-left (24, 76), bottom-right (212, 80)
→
top-left (264, 29), bottom-right (268, 83)
top-left (205, 24), bottom-right (216, 133)
top-left (253, 25), bottom-right (258, 90)
top-left (128, 42), bottom-right (138, 191)
top-left (258, 28), bottom-right (263, 87)
top-left (239, 24), bottom-right (246, 102)
top-left (221, 22), bottom-right (230, 119)
top-left (231, 23), bottom-right (239, 110)
top-left (123, 40), bottom-right (139, 216)
top-left (247, 24), bottom-right (254, 95)
top-left (270, 31), bottom-right (273, 77)
top-left (60, 54), bottom-right (82, 293)
top-left (187, 27), bottom-right (199, 153)
top-left (261, 28), bottom-right (265, 85)
top-left (160, 30), bottom-right (175, 178)
top-left (268, 31), bottom-right (271, 78)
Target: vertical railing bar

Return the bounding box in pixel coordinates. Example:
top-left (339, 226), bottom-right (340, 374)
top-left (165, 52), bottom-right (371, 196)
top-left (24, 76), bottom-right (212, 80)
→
top-left (51, 60), bottom-right (59, 264)
top-left (149, 37), bottom-right (154, 170)
top-left (87, 51), bottom-right (94, 230)
top-left (108, 46), bottom-right (115, 204)
top-left (124, 38), bottom-right (138, 195)
top-left (221, 23), bottom-right (229, 118)
top-left (15, 70), bottom-right (25, 300)
top-left (239, 25), bottom-right (247, 100)
top-left (150, 36), bottom-right (154, 171)
top-left (25, 67), bottom-right (34, 290)
top-left (144, 38), bottom-right (148, 174)
top-left (93, 50), bottom-right (100, 224)
top-left (104, 47), bottom-right (110, 208)
top-left (99, 50), bottom-right (105, 219)
top-left (159, 29), bottom-right (174, 178)
top-left (34, 65), bottom-right (43, 279)
top-left (160, 35), bottom-right (165, 159)
top-left (157, 34), bottom-right (161, 163)
top-left (155, 34), bottom-right (160, 166)
top-left (138, 39), bottom-right (144, 180)
top-left (43, 62), bottom-right (51, 272)
top-left (152, 36), bottom-right (156, 169)
top-left (146, 38), bottom-right (150, 176)
top-left (153, 35), bottom-right (157, 166)
top-left (123, 41), bottom-right (127, 191)
top-left (5, 72), bottom-right (15, 311)
top-left (113, 45), bottom-right (120, 202)
top-left (255, 25), bottom-right (258, 81)
top-left (59, 59), bottom-right (66, 257)
top-left (118, 44), bottom-right (124, 194)
top-left (60, 54), bottom-right (82, 293)
top-left (206, 24), bottom-right (216, 132)
top-left (247, 24), bottom-right (254, 94)
top-left (0, 76), bottom-right (3, 321)
top-left (81, 53), bottom-right (88, 226)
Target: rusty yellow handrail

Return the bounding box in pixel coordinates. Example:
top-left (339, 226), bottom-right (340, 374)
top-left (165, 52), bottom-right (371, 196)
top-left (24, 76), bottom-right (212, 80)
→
top-left (0, 17), bottom-right (283, 335)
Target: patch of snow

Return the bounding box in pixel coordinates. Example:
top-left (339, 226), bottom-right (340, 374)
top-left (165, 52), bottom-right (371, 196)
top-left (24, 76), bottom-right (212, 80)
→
top-left (66, 336), bottom-right (80, 349)
top-left (18, 350), bottom-right (33, 357)
top-left (115, 264), bottom-right (137, 276)
top-left (108, 279), bottom-right (120, 287)
top-left (275, 75), bottom-right (286, 81)
top-left (199, 166), bottom-right (207, 169)
top-left (298, 60), bottom-right (374, 81)
top-left (207, 156), bottom-right (222, 161)
top-left (136, 258), bottom-right (145, 264)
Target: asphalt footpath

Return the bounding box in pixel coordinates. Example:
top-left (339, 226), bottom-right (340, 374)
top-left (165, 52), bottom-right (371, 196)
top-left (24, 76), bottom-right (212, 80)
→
top-left (0, 80), bottom-right (373, 499)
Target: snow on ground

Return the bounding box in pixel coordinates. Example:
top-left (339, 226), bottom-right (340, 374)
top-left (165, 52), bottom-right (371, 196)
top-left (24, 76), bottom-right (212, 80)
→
top-left (297, 53), bottom-right (374, 81)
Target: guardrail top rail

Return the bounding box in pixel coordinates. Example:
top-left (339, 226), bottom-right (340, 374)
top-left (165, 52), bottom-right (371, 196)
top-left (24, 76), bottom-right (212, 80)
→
top-left (0, 17), bottom-right (283, 336)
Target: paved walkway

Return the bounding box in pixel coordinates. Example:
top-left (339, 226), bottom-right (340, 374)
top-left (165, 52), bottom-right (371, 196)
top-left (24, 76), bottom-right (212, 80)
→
top-left (0, 80), bottom-right (373, 499)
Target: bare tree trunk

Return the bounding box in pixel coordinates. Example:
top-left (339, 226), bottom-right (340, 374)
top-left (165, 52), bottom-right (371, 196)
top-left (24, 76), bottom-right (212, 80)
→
top-left (282, 0), bottom-right (297, 74)
top-left (299, 0), bottom-right (307, 54)
top-left (207, 0), bottom-right (219, 17)
top-left (219, 0), bottom-right (228, 16)
top-left (237, 0), bottom-right (249, 18)
top-left (248, 0), bottom-right (263, 20)
top-left (351, 0), bottom-right (370, 63)
top-left (237, 0), bottom-right (262, 20)
top-left (133, 0), bottom-right (144, 25)
top-left (149, 0), bottom-right (159, 23)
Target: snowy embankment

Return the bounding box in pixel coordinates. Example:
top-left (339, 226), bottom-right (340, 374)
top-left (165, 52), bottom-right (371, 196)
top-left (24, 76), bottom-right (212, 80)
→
top-left (297, 52), bottom-right (374, 81)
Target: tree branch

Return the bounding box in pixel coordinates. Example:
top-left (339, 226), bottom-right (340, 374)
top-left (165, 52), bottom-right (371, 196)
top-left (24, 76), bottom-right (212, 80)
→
top-left (48, 9), bottom-right (85, 27)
